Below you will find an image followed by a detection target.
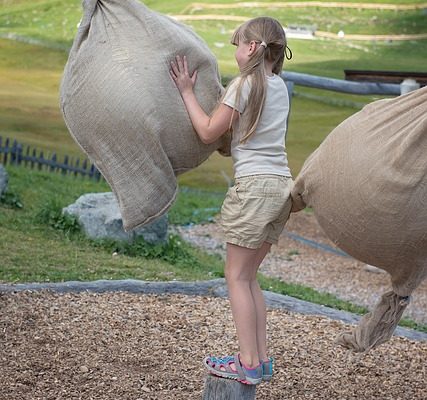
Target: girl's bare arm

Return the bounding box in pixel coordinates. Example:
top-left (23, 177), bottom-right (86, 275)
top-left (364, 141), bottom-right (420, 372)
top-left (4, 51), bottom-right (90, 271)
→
top-left (170, 55), bottom-right (237, 144)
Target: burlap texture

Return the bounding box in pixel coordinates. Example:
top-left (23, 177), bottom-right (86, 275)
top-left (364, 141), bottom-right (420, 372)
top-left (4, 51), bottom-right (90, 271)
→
top-left (291, 86), bottom-right (427, 351)
top-left (60, 0), bottom-right (229, 231)
top-left (335, 291), bottom-right (410, 352)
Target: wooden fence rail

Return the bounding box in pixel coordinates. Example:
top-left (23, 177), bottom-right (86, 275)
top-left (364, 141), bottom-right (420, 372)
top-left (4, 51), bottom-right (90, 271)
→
top-left (2, 73), bottom-right (419, 183)
top-left (0, 136), bottom-right (102, 181)
top-left (281, 71), bottom-right (420, 96)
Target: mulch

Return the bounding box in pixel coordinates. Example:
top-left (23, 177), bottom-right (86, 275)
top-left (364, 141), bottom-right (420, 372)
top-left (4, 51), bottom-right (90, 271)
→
top-left (1, 290), bottom-right (426, 399)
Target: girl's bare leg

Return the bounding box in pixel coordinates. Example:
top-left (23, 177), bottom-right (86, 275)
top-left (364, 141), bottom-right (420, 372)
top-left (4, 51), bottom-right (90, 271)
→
top-left (250, 242), bottom-right (272, 362)
top-left (225, 242), bottom-right (271, 367)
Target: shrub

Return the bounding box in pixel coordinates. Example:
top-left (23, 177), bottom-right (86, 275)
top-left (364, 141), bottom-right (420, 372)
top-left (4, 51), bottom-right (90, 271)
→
top-left (35, 198), bottom-right (81, 236)
top-left (0, 191), bottom-right (23, 209)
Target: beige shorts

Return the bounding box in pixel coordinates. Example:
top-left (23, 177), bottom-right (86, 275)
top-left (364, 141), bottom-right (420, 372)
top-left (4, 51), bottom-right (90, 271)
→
top-left (219, 174), bottom-right (293, 249)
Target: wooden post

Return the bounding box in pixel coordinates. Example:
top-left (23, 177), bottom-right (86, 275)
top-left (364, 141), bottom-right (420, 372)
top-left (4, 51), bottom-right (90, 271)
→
top-left (50, 153), bottom-right (57, 172)
top-left (31, 148), bottom-right (37, 169)
top-left (25, 145), bottom-right (30, 167)
top-left (16, 143), bottom-right (23, 165)
top-left (62, 155), bottom-right (69, 175)
top-left (4, 138), bottom-right (9, 165)
top-left (11, 140), bottom-right (18, 164)
top-left (38, 151), bottom-right (44, 170)
top-left (74, 158), bottom-right (80, 177)
top-left (82, 159), bottom-right (88, 177)
top-left (202, 375), bottom-right (256, 400)
top-left (400, 78), bottom-right (420, 95)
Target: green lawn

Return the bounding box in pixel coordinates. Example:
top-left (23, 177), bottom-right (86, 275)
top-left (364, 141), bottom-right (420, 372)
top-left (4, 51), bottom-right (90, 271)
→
top-left (1, 1), bottom-right (426, 185)
top-left (0, 165), bottom-right (225, 283)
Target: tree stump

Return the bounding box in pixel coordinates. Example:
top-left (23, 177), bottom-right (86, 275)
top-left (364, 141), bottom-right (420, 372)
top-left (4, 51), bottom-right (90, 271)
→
top-left (202, 375), bottom-right (256, 400)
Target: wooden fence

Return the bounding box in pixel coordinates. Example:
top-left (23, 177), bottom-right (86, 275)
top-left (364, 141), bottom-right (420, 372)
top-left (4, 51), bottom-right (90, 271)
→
top-left (2, 71), bottom-right (419, 184)
top-left (0, 136), bottom-right (102, 181)
top-left (281, 71), bottom-right (416, 96)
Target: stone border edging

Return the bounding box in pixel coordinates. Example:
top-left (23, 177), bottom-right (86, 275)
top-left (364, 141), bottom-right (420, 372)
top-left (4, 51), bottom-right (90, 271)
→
top-left (1, 278), bottom-right (426, 342)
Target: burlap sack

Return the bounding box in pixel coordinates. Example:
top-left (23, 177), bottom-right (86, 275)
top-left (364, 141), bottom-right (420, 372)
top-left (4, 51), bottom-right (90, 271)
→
top-left (291, 86), bottom-right (427, 352)
top-left (60, 0), bottom-right (229, 231)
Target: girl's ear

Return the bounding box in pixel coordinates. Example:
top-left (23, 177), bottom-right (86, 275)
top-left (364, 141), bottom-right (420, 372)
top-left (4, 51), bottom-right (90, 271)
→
top-left (248, 40), bottom-right (258, 55)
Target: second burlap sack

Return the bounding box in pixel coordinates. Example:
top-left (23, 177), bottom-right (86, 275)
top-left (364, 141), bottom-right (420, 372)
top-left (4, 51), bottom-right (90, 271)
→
top-left (291, 86), bottom-right (427, 352)
top-left (60, 0), bottom-right (229, 231)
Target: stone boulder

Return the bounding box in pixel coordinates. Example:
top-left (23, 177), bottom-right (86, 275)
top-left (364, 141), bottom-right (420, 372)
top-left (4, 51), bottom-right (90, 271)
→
top-left (0, 164), bottom-right (8, 196)
top-left (63, 192), bottom-right (168, 243)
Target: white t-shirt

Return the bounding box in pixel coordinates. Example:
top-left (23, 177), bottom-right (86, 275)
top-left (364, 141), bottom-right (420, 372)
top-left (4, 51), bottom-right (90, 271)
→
top-left (222, 74), bottom-right (291, 179)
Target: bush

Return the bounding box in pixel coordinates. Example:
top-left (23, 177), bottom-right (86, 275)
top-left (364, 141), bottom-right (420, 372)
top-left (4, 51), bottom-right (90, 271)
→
top-left (94, 233), bottom-right (210, 271)
top-left (0, 191), bottom-right (23, 209)
top-left (35, 198), bottom-right (81, 236)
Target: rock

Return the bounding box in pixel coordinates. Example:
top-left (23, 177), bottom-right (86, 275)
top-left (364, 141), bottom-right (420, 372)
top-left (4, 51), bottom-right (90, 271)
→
top-left (63, 192), bottom-right (168, 243)
top-left (1, 278), bottom-right (426, 342)
top-left (0, 164), bottom-right (8, 196)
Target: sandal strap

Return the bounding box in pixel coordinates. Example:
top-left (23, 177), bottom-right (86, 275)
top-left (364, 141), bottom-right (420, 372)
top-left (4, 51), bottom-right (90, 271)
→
top-left (233, 353), bottom-right (246, 381)
top-left (206, 355), bottom-right (236, 375)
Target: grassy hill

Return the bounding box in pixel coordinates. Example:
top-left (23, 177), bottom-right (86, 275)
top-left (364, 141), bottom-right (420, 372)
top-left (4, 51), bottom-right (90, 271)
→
top-left (1, 0), bottom-right (426, 188)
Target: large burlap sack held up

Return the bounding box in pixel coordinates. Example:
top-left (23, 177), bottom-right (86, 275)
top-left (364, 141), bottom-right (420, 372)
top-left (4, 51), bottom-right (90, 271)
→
top-left (291, 86), bottom-right (427, 352)
top-left (60, 0), bottom-right (229, 231)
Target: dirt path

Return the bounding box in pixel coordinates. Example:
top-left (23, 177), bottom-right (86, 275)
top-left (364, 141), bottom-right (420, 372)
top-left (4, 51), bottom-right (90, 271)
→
top-left (172, 14), bottom-right (427, 41)
top-left (176, 211), bottom-right (427, 324)
top-left (184, 2), bottom-right (427, 11)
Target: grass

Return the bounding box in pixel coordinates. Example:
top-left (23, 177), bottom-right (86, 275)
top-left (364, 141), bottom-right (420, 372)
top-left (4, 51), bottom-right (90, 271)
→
top-left (1, 164), bottom-right (426, 334)
top-left (184, 5), bottom-right (427, 35)
top-left (0, 165), bottom-right (225, 283)
top-left (1, 0), bottom-right (426, 183)
top-left (0, 39), bottom-right (76, 155)
top-left (2, 1), bottom-right (426, 43)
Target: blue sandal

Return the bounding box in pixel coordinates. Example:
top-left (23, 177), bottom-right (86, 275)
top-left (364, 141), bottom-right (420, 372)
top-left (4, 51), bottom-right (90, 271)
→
top-left (261, 357), bottom-right (274, 382)
top-left (204, 353), bottom-right (262, 385)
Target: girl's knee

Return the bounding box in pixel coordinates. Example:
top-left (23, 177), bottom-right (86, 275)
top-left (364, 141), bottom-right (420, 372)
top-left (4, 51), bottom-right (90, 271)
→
top-left (225, 264), bottom-right (256, 284)
top-left (224, 265), bottom-right (237, 283)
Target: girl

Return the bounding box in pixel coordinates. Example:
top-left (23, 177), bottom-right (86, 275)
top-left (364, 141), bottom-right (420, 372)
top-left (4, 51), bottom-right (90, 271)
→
top-left (170, 17), bottom-right (293, 385)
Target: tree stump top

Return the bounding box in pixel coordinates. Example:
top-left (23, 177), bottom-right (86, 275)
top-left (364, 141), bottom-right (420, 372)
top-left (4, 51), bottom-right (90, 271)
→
top-left (202, 375), bottom-right (256, 400)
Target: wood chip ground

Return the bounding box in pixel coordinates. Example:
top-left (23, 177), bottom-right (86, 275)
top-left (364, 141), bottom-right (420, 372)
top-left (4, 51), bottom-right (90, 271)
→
top-left (1, 291), bottom-right (426, 399)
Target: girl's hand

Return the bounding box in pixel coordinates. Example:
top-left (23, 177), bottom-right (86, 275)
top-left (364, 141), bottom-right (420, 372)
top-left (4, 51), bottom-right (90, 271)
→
top-left (170, 55), bottom-right (198, 95)
top-left (169, 54), bottom-right (235, 144)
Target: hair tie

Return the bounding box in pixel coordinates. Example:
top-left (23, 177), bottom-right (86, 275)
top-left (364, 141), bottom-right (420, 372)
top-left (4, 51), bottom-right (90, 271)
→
top-left (260, 41), bottom-right (267, 48)
top-left (285, 45), bottom-right (293, 60)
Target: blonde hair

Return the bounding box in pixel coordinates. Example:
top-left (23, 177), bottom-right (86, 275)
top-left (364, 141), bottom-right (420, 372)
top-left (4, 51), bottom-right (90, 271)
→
top-left (226, 17), bottom-right (289, 143)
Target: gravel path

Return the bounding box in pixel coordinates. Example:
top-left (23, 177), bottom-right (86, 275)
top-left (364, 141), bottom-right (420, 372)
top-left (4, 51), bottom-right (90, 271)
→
top-left (176, 211), bottom-right (427, 324)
